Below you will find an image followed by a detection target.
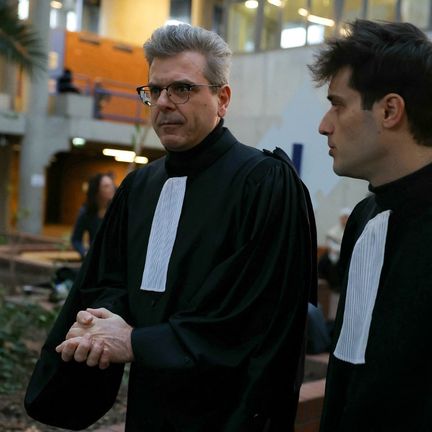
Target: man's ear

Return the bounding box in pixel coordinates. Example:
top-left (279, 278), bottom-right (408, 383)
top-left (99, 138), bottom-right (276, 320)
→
top-left (380, 93), bottom-right (405, 129)
top-left (217, 85), bottom-right (231, 118)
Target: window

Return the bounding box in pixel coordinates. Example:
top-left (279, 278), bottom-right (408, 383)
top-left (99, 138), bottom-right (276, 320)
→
top-left (401, 0), bottom-right (431, 29)
top-left (280, 0), bottom-right (308, 49)
top-left (227, 1), bottom-right (258, 52)
top-left (367, 0), bottom-right (397, 21)
top-left (170, 0), bottom-right (192, 24)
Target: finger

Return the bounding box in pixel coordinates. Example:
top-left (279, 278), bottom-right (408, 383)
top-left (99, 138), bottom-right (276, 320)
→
top-left (87, 307), bottom-right (112, 319)
top-left (57, 337), bottom-right (82, 362)
top-left (66, 324), bottom-right (87, 340)
top-left (99, 347), bottom-right (111, 370)
top-left (73, 334), bottom-right (92, 363)
top-left (76, 310), bottom-right (94, 325)
top-left (86, 340), bottom-right (104, 367)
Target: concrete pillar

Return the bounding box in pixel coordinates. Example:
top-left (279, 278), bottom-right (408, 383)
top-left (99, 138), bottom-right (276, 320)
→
top-left (18, 0), bottom-right (51, 234)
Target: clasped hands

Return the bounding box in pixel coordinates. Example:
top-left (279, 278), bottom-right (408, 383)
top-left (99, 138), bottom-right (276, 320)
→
top-left (56, 308), bottom-right (134, 370)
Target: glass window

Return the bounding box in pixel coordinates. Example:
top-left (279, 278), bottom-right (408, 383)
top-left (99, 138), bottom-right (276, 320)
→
top-left (280, 0), bottom-right (308, 48)
top-left (18, 0), bottom-right (29, 20)
top-left (170, 0), bottom-right (192, 23)
top-left (226, 1), bottom-right (258, 52)
top-left (367, 0), bottom-right (397, 21)
top-left (309, 0), bottom-right (336, 43)
top-left (401, 0), bottom-right (431, 29)
top-left (342, 0), bottom-right (366, 22)
top-left (262, 1), bottom-right (284, 50)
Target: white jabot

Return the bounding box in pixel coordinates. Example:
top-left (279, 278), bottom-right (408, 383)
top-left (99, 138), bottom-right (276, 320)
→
top-left (334, 209), bottom-right (391, 364)
top-left (140, 177), bottom-right (187, 292)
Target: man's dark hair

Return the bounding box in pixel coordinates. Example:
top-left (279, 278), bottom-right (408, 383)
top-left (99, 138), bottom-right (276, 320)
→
top-left (309, 19), bottom-right (432, 146)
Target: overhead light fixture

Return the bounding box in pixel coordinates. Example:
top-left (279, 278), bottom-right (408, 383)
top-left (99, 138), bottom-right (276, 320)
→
top-left (115, 154), bottom-right (135, 163)
top-left (245, 0), bottom-right (259, 9)
top-left (72, 137), bottom-right (86, 146)
top-left (267, 0), bottom-right (282, 6)
top-left (103, 148), bottom-right (135, 158)
top-left (134, 156), bottom-right (149, 164)
top-left (103, 148), bottom-right (149, 164)
top-left (298, 7), bottom-right (335, 27)
top-left (51, 1), bottom-right (63, 9)
top-left (298, 8), bottom-right (308, 17)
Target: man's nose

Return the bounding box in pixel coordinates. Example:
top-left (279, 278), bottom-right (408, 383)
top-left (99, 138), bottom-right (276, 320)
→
top-left (156, 88), bottom-right (175, 109)
top-left (319, 112), bottom-right (333, 136)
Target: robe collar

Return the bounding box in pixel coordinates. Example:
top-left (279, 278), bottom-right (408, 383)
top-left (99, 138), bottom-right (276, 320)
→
top-left (165, 118), bottom-right (233, 177)
top-left (369, 161), bottom-right (432, 212)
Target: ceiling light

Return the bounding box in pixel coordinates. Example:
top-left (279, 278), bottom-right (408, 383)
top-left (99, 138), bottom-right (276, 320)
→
top-left (72, 137), bottom-right (86, 146)
top-left (134, 156), bottom-right (149, 164)
top-left (267, 0), bottom-right (282, 6)
top-left (245, 1), bottom-right (259, 9)
top-left (51, 1), bottom-right (63, 9)
top-left (297, 8), bottom-right (335, 27)
top-left (103, 148), bottom-right (135, 158)
top-left (115, 154), bottom-right (135, 163)
top-left (307, 14), bottom-right (335, 27)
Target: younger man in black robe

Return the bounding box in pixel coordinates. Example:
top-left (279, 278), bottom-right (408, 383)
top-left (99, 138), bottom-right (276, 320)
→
top-left (25, 24), bottom-right (316, 432)
top-left (309, 20), bottom-right (432, 432)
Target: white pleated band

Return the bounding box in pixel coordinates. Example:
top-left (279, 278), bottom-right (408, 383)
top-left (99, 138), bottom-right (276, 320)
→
top-left (334, 209), bottom-right (391, 364)
top-left (140, 177), bottom-right (187, 292)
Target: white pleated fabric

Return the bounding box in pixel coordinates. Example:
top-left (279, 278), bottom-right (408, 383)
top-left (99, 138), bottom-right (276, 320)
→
top-left (140, 177), bottom-right (187, 292)
top-left (334, 209), bottom-right (391, 364)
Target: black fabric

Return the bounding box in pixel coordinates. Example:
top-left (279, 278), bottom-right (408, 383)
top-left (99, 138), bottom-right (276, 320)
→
top-left (320, 162), bottom-right (432, 432)
top-left (25, 125), bottom-right (316, 432)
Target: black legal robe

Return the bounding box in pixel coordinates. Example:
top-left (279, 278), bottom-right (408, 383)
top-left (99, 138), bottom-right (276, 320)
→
top-left (25, 124), bottom-right (316, 431)
top-left (320, 163), bottom-right (432, 432)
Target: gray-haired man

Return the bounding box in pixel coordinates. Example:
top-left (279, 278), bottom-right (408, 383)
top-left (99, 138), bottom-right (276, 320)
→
top-left (26, 24), bottom-right (316, 432)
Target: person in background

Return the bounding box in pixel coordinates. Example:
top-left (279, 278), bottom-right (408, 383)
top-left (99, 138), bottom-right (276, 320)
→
top-left (318, 207), bottom-right (351, 320)
top-left (71, 173), bottom-right (116, 259)
top-left (26, 24), bottom-right (316, 432)
top-left (57, 68), bottom-right (80, 94)
top-left (309, 19), bottom-right (432, 431)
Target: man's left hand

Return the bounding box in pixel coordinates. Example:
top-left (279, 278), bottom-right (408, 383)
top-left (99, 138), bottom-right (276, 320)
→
top-left (56, 308), bottom-right (134, 367)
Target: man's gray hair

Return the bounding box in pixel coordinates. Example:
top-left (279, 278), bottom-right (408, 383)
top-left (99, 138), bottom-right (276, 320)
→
top-left (144, 24), bottom-right (232, 85)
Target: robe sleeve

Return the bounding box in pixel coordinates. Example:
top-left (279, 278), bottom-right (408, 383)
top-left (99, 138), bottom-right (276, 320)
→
top-left (131, 156), bottom-right (316, 427)
top-left (24, 172), bottom-right (135, 430)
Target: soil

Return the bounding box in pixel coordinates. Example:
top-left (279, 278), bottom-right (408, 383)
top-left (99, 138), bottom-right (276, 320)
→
top-left (0, 286), bottom-right (128, 432)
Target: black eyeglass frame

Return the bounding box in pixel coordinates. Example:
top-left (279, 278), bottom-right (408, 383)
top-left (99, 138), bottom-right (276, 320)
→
top-left (136, 83), bottom-right (221, 106)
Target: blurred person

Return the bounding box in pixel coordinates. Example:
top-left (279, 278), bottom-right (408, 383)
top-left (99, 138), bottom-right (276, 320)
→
top-left (318, 207), bottom-right (351, 320)
top-left (26, 24), bottom-right (317, 432)
top-left (57, 68), bottom-right (80, 94)
top-left (310, 19), bottom-right (432, 431)
top-left (71, 173), bottom-right (116, 259)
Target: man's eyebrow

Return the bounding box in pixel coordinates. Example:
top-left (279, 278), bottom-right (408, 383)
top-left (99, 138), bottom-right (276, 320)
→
top-left (146, 80), bottom-right (194, 87)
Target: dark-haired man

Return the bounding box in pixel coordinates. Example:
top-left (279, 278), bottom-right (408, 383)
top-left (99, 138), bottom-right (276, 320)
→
top-left (310, 19), bottom-right (432, 432)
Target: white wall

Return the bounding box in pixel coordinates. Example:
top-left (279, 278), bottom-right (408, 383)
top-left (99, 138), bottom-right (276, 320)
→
top-left (226, 45), bottom-right (369, 244)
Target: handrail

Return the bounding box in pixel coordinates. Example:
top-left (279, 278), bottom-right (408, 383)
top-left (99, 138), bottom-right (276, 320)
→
top-left (65, 73), bottom-right (148, 124)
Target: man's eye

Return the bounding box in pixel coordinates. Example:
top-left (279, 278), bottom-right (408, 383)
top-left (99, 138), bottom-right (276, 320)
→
top-left (172, 84), bottom-right (190, 94)
top-left (150, 87), bottom-right (161, 97)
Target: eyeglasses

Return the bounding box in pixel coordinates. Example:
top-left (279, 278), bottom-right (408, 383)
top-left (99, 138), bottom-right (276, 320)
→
top-left (136, 82), bottom-right (221, 106)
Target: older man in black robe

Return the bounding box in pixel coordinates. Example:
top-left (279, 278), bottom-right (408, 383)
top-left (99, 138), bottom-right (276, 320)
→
top-left (25, 24), bottom-right (316, 432)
